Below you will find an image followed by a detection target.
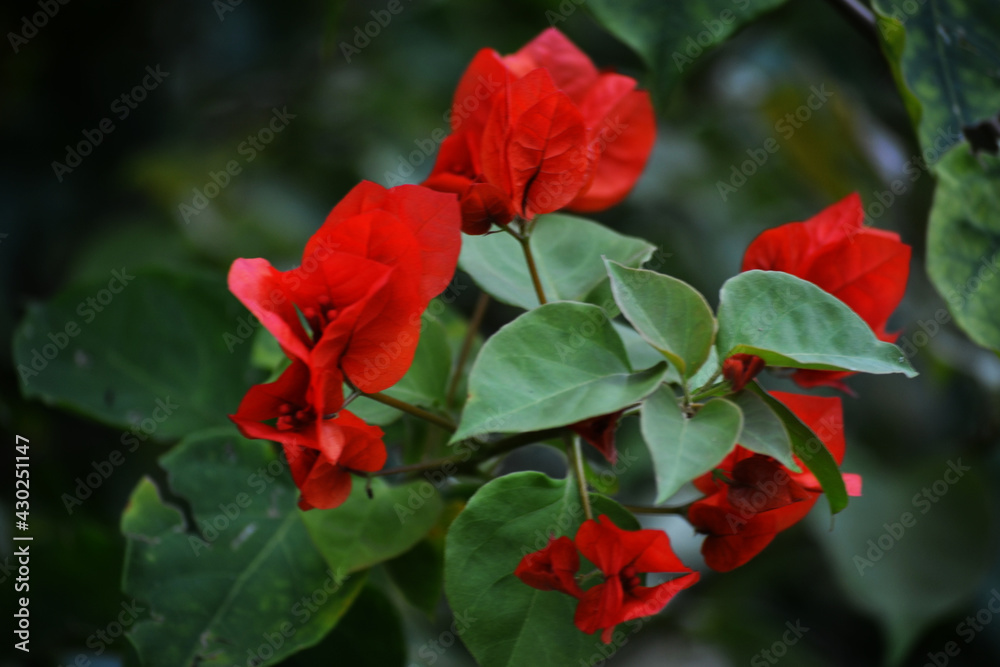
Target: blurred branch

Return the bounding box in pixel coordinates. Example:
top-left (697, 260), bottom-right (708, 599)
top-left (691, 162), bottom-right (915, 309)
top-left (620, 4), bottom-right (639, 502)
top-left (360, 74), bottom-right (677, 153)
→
top-left (822, 0), bottom-right (879, 43)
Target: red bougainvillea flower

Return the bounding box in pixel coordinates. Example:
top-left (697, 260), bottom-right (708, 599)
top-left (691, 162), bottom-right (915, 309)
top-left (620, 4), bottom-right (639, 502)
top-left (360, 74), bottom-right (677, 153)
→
top-left (423, 28), bottom-right (656, 234)
top-left (514, 535), bottom-right (582, 597)
top-left (721, 353), bottom-right (766, 392)
top-left (574, 516), bottom-right (700, 643)
top-left (229, 360), bottom-right (386, 510)
top-left (741, 193), bottom-right (911, 391)
top-left (689, 392), bottom-right (863, 571)
top-left (569, 409), bottom-right (626, 464)
top-left (228, 181), bottom-right (462, 393)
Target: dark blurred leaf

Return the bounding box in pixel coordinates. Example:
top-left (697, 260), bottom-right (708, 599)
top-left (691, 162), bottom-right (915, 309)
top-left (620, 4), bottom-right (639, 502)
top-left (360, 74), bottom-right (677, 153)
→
top-left (444, 472), bottom-right (639, 667)
top-left (122, 428), bottom-right (364, 667)
top-left (451, 302), bottom-right (668, 442)
top-left (809, 451), bottom-right (993, 664)
top-left (926, 148), bottom-right (1000, 352)
top-left (14, 269), bottom-right (255, 438)
top-left (459, 214), bottom-right (655, 310)
top-left (587, 0), bottom-right (788, 105)
top-left (321, 585), bottom-right (406, 667)
top-left (302, 478), bottom-right (443, 574)
top-left (874, 0), bottom-right (1000, 161)
top-left (385, 538), bottom-right (445, 617)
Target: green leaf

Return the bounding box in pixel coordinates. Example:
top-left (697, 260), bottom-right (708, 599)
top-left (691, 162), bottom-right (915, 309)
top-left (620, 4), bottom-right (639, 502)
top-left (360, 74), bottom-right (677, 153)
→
top-left (385, 538), bottom-right (444, 617)
top-left (459, 214), bottom-right (655, 310)
top-left (587, 0), bottom-right (789, 105)
top-left (14, 268), bottom-right (255, 438)
top-left (302, 478), bottom-right (443, 574)
top-left (745, 383), bottom-right (848, 514)
top-left (444, 472), bottom-right (638, 667)
top-left (122, 428), bottom-right (365, 667)
top-left (640, 387), bottom-right (742, 503)
top-left (809, 451), bottom-right (992, 664)
top-left (730, 390), bottom-right (800, 472)
top-left (452, 302), bottom-right (668, 442)
top-left (873, 0), bottom-right (1000, 161)
top-left (688, 345), bottom-right (720, 390)
top-left (385, 313), bottom-right (452, 409)
top-left (606, 260), bottom-right (716, 377)
top-left (926, 148), bottom-right (1000, 351)
top-left (321, 585), bottom-right (407, 667)
top-left (716, 270), bottom-right (917, 377)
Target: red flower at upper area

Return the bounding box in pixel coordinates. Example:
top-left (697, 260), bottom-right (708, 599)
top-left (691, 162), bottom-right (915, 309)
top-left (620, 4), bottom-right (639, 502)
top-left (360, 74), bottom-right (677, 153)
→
top-left (515, 516), bottom-right (699, 644)
top-left (229, 360), bottom-right (386, 510)
top-left (423, 28), bottom-right (656, 234)
top-left (569, 409), bottom-right (626, 464)
top-left (741, 193), bottom-right (911, 391)
top-left (228, 181), bottom-right (462, 393)
top-left (688, 392), bottom-right (863, 572)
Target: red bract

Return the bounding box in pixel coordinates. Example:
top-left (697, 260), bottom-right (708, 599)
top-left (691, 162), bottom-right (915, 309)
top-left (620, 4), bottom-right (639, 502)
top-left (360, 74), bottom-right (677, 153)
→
top-left (689, 392), bottom-right (862, 571)
top-left (574, 516), bottom-right (699, 643)
top-left (514, 535), bottom-right (582, 597)
top-left (741, 193), bottom-right (911, 391)
top-left (569, 409), bottom-right (625, 464)
top-left (722, 353), bottom-right (766, 392)
top-left (228, 181), bottom-right (462, 393)
top-left (228, 360), bottom-right (386, 510)
top-left (423, 28), bottom-right (656, 234)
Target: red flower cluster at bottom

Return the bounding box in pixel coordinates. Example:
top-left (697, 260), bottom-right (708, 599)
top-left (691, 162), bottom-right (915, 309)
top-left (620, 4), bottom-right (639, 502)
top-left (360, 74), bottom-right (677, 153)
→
top-left (515, 515), bottom-right (699, 643)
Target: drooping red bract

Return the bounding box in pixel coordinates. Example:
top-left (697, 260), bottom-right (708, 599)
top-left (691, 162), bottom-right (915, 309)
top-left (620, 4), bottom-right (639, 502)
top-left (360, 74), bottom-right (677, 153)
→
top-left (423, 28), bottom-right (656, 234)
top-left (573, 515), bottom-right (699, 643)
top-left (514, 535), bottom-right (582, 597)
top-left (228, 360), bottom-right (386, 510)
top-left (721, 353), bottom-right (766, 392)
top-left (741, 193), bottom-right (911, 391)
top-left (688, 392), bottom-right (863, 572)
top-left (569, 409), bottom-right (626, 464)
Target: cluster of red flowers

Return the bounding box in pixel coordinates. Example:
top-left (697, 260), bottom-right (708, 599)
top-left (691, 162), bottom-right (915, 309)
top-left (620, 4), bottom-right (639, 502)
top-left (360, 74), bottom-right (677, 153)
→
top-left (515, 515), bottom-right (699, 643)
top-left (423, 28), bottom-right (655, 234)
top-left (228, 182), bottom-right (462, 509)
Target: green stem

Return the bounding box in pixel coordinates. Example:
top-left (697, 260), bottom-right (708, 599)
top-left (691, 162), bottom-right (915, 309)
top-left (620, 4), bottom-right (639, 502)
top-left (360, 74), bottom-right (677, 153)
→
top-left (623, 503), bottom-right (693, 516)
top-left (363, 391), bottom-right (456, 432)
top-left (519, 234), bottom-right (548, 305)
top-left (371, 427), bottom-right (565, 478)
top-left (567, 432), bottom-right (593, 520)
top-left (446, 291), bottom-right (490, 409)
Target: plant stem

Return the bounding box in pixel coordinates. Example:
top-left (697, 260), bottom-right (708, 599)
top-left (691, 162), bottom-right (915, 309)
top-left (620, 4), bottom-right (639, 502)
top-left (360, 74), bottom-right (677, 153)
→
top-left (446, 291), bottom-right (490, 409)
top-left (371, 426), bottom-right (564, 478)
top-left (567, 432), bottom-right (593, 520)
top-left (519, 234), bottom-right (548, 305)
top-left (821, 0), bottom-right (878, 41)
top-left (623, 503), bottom-right (693, 516)
top-left (363, 391), bottom-right (456, 432)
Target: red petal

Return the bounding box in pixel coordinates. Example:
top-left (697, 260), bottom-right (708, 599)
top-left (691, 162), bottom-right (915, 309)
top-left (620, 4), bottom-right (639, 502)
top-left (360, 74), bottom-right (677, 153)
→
top-left (569, 87), bottom-right (655, 212)
top-left (617, 572), bottom-right (700, 624)
top-left (228, 258), bottom-right (311, 362)
top-left (575, 515), bottom-right (690, 577)
top-left (569, 410), bottom-right (624, 464)
top-left (450, 49), bottom-right (509, 137)
top-left (573, 578), bottom-right (623, 637)
top-left (514, 535), bottom-right (582, 597)
top-left (502, 28), bottom-right (599, 105)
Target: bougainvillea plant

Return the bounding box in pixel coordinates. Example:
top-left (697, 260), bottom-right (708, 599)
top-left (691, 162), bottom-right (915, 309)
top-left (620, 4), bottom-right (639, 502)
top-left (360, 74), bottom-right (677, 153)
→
top-left (212, 28), bottom-right (915, 665)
